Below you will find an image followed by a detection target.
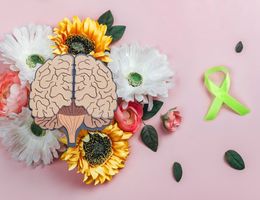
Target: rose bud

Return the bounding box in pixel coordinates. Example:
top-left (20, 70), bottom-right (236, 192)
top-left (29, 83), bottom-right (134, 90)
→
top-left (161, 108), bottom-right (182, 133)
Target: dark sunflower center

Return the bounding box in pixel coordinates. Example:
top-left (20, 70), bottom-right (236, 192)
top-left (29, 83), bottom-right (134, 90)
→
top-left (30, 122), bottom-right (46, 137)
top-left (26, 54), bottom-right (45, 68)
top-left (65, 35), bottom-right (95, 55)
top-left (83, 133), bottom-right (112, 166)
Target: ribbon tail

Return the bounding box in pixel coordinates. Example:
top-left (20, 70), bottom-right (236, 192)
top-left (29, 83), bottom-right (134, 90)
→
top-left (222, 94), bottom-right (250, 116)
top-left (204, 97), bottom-right (224, 120)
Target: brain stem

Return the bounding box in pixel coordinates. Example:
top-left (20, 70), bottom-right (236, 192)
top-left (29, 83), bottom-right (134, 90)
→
top-left (57, 101), bottom-right (86, 146)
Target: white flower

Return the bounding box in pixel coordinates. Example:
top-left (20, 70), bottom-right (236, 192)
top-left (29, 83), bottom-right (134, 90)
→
top-left (0, 108), bottom-right (28, 138)
top-left (0, 24), bottom-right (54, 83)
top-left (0, 108), bottom-right (61, 166)
top-left (109, 43), bottom-right (174, 109)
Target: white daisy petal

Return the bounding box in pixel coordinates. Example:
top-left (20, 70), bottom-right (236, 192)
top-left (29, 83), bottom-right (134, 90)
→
top-left (0, 108), bottom-right (61, 166)
top-left (147, 95), bottom-right (154, 111)
top-left (108, 43), bottom-right (174, 104)
top-left (0, 24), bottom-right (54, 83)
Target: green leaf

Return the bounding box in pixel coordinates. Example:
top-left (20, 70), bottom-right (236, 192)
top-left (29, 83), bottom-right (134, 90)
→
top-left (107, 25), bottom-right (126, 42)
top-left (173, 162), bottom-right (182, 182)
top-left (141, 125), bottom-right (158, 152)
top-left (142, 100), bottom-right (164, 120)
top-left (30, 122), bottom-right (46, 137)
top-left (98, 10), bottom-right (114, 28)
top-left (224, 150), bottom-right (245, 170)
top-left (235, 41), bottom-right (243, 53)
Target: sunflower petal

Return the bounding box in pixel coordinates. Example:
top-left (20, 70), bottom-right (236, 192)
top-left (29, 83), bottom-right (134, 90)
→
top-left (61, 124), bottom-right (131, 185)
top-left (50, 16), bottom-right (111, 62)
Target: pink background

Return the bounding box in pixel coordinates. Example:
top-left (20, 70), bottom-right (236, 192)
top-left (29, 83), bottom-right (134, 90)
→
top-left (0, 0), bottom-right (260, 199)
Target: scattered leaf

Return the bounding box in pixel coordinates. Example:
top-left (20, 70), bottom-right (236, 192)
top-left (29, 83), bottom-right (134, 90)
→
top-left (173, 162), bottom-right (182, 182)
top-left (98, 10), bottom-right (114, 28)
top-left (107, 25), bottom-right (126, 42)
top-left (235, 41), bottom-right (243, 53)
top-left (224, 150), bottom-right (245, 170)
top-left (142, 100), bottom-right (164, 120)
top-left (141, 125), bottom-right (158, 152)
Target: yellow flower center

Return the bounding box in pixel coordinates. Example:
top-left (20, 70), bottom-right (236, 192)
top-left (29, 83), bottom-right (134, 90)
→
top-left (83, 132), bottom-right (112, 166)
top-left (65, 35), bottom-right (95, 55)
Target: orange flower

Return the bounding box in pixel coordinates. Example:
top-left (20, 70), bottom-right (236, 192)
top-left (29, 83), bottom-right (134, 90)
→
top-left (0, 71), bottom-right (28, 116)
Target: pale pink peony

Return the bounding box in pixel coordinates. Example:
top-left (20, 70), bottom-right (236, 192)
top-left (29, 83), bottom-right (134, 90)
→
top-left (161, 108), bottom-right (182, 133)
top-left (0, 71), bottom-right (28, 117)
top-left (115, 101), bottom-right (143, 133)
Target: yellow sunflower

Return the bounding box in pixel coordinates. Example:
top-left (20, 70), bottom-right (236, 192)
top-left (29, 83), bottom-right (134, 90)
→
top-left (50, 16), bottom-right (112, 62)
top-left (60, 123), bottom-right (132, 185)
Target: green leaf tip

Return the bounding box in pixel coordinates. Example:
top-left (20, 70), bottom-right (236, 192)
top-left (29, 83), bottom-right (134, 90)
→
top-left (173, 162), bottom-right (182, 182)
top-left (107, 25), bottom-right (126, 42)
top-left (142, 100), bottom-right (164, 120)
top-left (224, 150), bottom-right (245, 170)
top-left (141, 125), bottom-right (158, 152)
top-left (98, 10), bottom-right (114, 28)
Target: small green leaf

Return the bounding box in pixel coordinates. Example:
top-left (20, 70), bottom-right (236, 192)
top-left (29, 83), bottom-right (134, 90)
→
top-left (173, 162), bottom-right (182, 182)
top-left (107, 25), bottom-right (126, 42)
top-left (224, 150), bottom-right (245, 170)
top-left (235, 41), bottom-right (243, 53)
top-left (98, 10), bottom-right (114, 28)
top-left (142, 100), bottom-right (164, 120)
top-left (30, 122), bottom-right (46, 137)
top-left (141, 125), bottom-right (158, 152)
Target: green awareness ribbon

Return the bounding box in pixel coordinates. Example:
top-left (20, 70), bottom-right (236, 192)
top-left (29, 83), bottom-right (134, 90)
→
top-left (204, 66), bottom-right (250, 120)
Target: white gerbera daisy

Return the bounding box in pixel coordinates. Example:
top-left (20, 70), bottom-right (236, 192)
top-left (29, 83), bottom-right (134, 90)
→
top-left (0, 24), bottom-right (54, 83)
top-left (1, 108), bottom-right (61, 166)
top-left (0, 108), bottom-right (29, 138)
top-left (109, 43), bottom-right (174, 109)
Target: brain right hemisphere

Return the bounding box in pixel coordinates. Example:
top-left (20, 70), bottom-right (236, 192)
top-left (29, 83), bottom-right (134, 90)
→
top-left (74, 55), bottom-right (117, 120)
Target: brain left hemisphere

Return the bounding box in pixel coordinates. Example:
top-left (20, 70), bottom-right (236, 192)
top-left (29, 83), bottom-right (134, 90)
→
top-left (30, 55), bottom-right (74, 119)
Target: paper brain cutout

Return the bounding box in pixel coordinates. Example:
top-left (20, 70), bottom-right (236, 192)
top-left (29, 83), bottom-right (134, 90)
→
top-left (29, 54), bottom-right (117, 146)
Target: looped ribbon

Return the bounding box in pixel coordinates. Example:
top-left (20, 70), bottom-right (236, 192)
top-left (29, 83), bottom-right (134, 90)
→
top-left (204, 66), bottom-right (250, 120)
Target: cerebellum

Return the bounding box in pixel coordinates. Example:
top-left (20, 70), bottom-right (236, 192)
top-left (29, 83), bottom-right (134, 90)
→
top-left (29, 54), bottom-right (117, 146)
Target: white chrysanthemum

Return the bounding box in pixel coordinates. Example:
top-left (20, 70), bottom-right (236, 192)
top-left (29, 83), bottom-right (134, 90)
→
top-left (0, 24), bottom-right (54, 83)
top-left (0, 108), bottom-right (61, 166)
top-left (0, 109), bottom-right (27, 138)
top-left (109, 43), bottom-right (174, 109)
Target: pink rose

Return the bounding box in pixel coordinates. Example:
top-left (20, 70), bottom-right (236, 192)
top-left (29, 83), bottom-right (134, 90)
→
top-left (0, 71), bottom-right (28, 117)
top-left (161, 108), bottom-right (182, 133)
top-left (115, 101), bottom-right (143, 133)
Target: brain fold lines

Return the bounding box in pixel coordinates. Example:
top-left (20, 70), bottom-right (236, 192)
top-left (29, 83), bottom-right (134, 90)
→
top-left (29, 54), bottom-right (117, 146)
